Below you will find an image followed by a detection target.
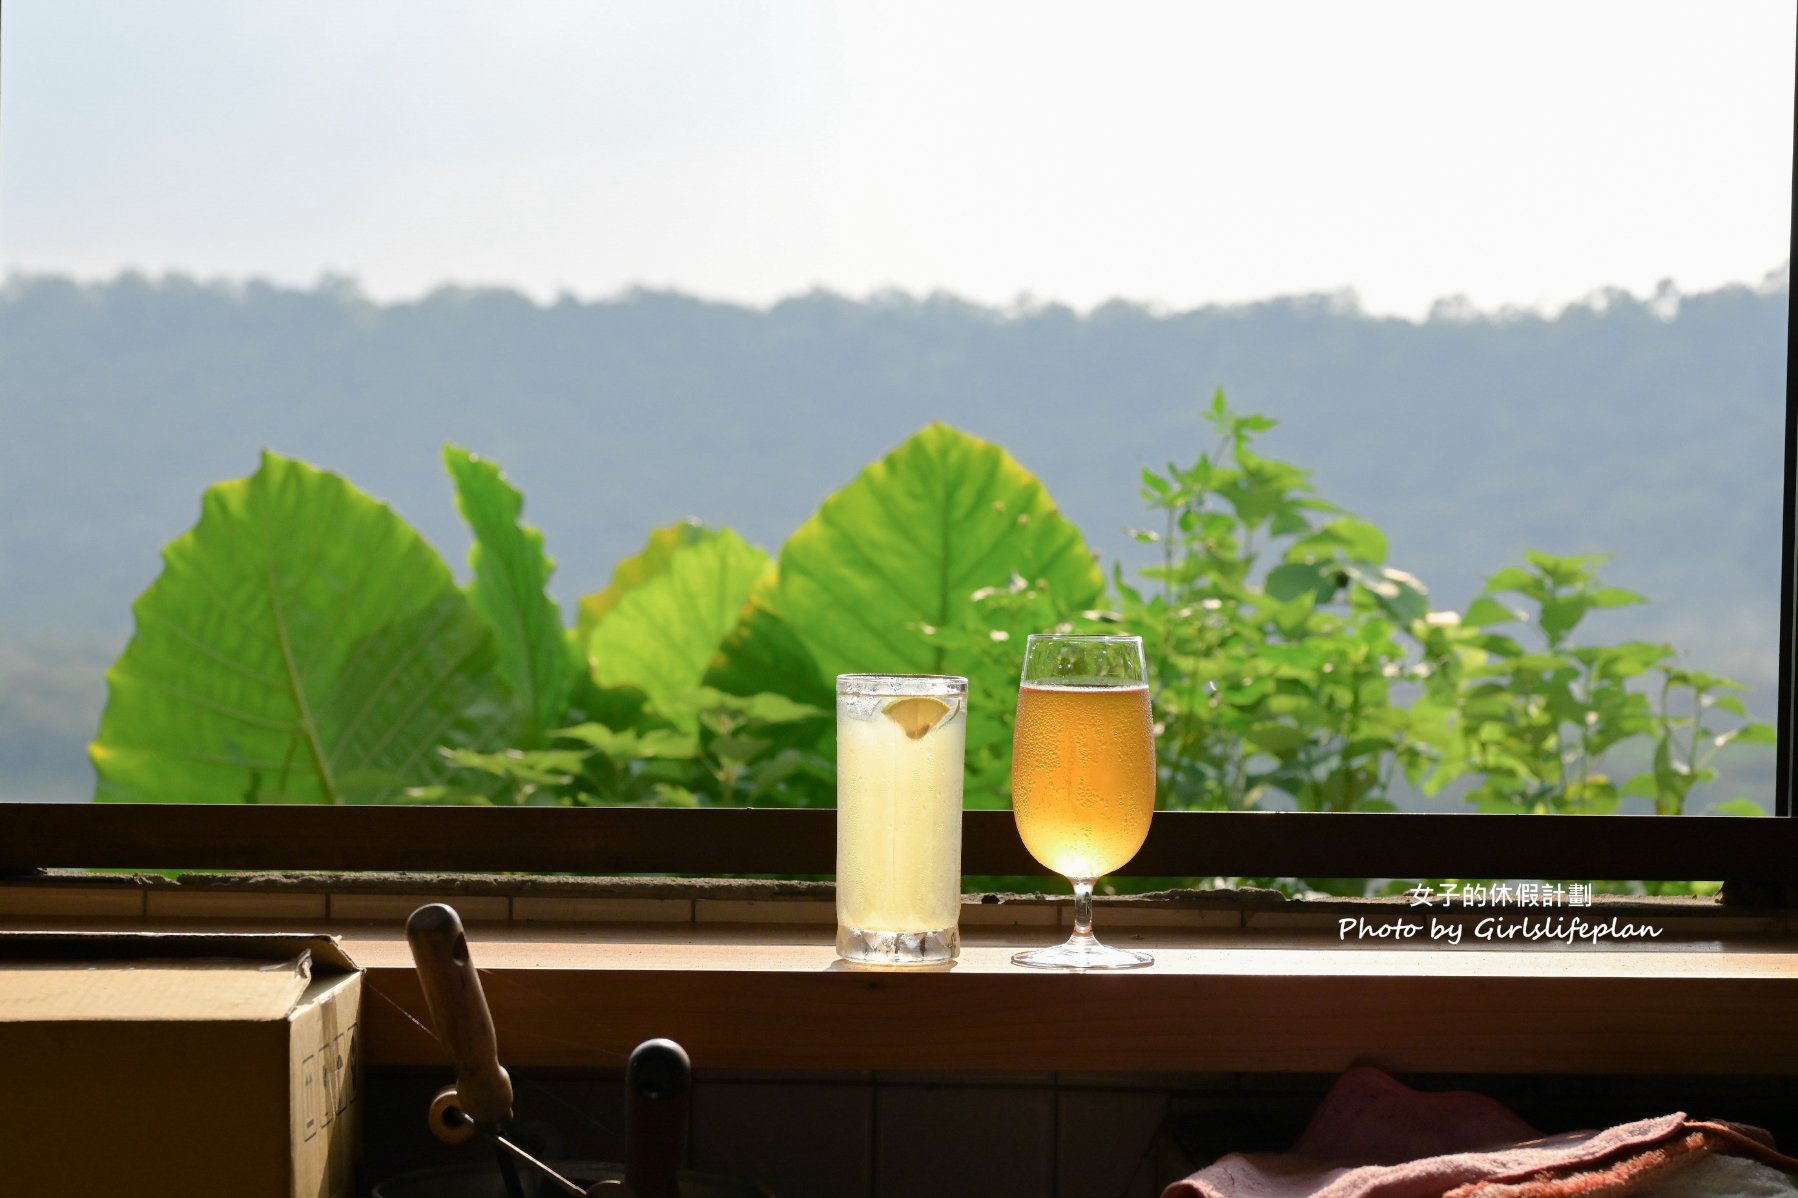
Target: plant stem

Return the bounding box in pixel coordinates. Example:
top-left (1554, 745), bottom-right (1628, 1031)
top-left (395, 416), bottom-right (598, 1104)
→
top-left (1688, 685), bottom-right (1705, 779)
top-left (1339, 656), bottom-right (1364, 811)
top-left (1162, 500), bottom-right (1175, 608)
top-left (1577, 660), bottom-right (1595, 810)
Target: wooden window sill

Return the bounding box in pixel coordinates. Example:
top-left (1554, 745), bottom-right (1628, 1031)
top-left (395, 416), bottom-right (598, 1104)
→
top-left (355, 922), bottom-right (1798, 1076)
top-left (3, 874), bottom-right (1796, 1077)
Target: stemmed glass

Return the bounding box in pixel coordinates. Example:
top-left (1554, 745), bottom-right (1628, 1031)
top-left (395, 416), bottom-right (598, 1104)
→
top-left (1009, 633), bottom-right (1156, 970)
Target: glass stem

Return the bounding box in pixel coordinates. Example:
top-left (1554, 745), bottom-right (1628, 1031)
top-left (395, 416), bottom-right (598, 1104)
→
top-left (1070, 877), bottom-right (1097, 946)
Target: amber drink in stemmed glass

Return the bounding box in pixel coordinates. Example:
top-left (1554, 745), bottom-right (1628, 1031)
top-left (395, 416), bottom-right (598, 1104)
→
top-left (1010, 633), bottom-right (1155, 970)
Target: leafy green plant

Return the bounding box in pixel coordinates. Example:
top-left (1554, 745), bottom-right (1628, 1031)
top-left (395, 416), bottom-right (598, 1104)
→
top-left (446, 446), bottom-right (575, 745)
top-left (1446, 553), bottom-right (1662, 814)
top-left (92, 401), bottom-right (1774, 898)
top-left (93, 452), bottom-right (514, 804)
top-left (92, 424), bottom-right (1104, 813)
top-left (586, 527), bottom-right (771, 729)
top-left (1090, 394), bottom-right (1777, 896)
top-left (1409, 551), bottom-right (1776, 819)
top-left (419, 688), bottom-right (831, 809)
top-left (1645, 667), bottom-right (1778, 817)
top-left (1119, 392), bottom-right (1434, 816)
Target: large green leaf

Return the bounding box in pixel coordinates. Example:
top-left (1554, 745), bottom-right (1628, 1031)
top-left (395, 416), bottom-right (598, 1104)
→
top-left (587, 528), bottom-right (772, 726)
top-left (717, 423), bottom-right (1105, 801)
top-left (92, 451), bottom-right (514, 803)
top-left (757, 422), bottom-right (1104, 675)
top-left (569, 521), bottom-right (723, 732)
top-left (703, 589), bottom-right (834, 708)
top-left (445, 446), bottom-right (574, 742)
top-left (575, 520), bottom-right (714, 646)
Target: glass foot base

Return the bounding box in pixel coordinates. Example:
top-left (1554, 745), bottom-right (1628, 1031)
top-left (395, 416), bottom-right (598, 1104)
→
top-left (837, 924), bottom-right (959, 966)
top-left (1011, 939), bottom-right (1153, 971)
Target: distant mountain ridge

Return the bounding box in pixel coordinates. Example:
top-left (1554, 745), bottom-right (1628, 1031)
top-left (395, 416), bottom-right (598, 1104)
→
top-left (0, 270), bottom-right (1786, 797)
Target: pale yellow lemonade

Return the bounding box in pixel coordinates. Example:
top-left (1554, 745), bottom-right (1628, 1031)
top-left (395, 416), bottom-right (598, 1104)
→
top-left (1011, 683), bottom-right (1155, 879)
top-left (836, 690), bottom-right (966, 943)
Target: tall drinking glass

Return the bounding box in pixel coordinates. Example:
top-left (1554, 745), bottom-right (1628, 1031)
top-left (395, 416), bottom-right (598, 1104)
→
top-left (1010, 633), bottom-right (1155, 970)
top-left (836, 674), bottom-right (967, 965)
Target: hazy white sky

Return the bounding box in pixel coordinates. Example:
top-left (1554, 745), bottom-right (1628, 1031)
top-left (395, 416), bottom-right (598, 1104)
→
top-left (2, 1), bottom-right (1792, 318)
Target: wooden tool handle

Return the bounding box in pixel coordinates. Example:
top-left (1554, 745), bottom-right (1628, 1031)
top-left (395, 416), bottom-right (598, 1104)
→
top-left (406, 902), bottom-right (515, 1128)
top-left (623, 1038), bottom-right (690, 1198)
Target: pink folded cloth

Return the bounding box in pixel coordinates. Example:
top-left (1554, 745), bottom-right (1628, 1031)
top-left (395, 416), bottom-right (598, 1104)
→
top-left (1162, 1067), bottom-right (1798, 1198)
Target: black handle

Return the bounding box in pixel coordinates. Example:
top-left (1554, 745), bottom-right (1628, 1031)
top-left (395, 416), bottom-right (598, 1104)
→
top-left (623, 1039), bottom-right (690, 1198)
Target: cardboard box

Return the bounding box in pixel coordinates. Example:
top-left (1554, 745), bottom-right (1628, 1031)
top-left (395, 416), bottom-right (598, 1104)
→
top-left (0, 931), bottom-right (362, 1197)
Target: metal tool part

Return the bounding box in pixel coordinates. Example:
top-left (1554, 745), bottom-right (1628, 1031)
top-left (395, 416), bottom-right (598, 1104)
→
top-left (430, 1096), bottom-right (591, 1197)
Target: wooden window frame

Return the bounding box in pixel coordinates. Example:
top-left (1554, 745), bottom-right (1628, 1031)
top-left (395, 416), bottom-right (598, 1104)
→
top-left (4, 804), bottom-right (1796, 888)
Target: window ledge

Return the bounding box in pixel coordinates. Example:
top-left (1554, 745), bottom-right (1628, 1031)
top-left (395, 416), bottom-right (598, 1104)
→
top-left (3, 873), bottom-right (1795, 1076)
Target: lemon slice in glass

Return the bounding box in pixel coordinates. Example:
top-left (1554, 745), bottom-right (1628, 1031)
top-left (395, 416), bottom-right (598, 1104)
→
top-left (882, 695), bottom-right (953, 740)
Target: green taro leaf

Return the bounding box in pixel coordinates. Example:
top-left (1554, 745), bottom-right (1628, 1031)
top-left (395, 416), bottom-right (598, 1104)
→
top-left (92, 451), bottom-right (514, 804)
top-left (445, 446), bottom-right (574, 742)
top-left (587, 528), bottom-right (772, 726)
top-left (751, 423), bottom-right (1104, 678)
top-left (576, 519), bottom-right (714, 645)
top-left (718, 424), bottom-right (1105, 800)
top-left (703, 593), bottom-right (834, 708)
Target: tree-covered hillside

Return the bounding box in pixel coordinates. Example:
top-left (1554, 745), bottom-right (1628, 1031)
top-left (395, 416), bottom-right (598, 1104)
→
top-left (0, 270), bottom-right (1785, 800)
